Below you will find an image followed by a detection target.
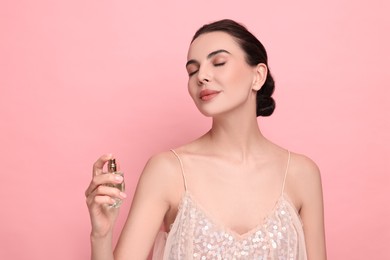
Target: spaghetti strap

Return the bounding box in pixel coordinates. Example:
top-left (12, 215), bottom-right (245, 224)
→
top-left (170, 149), bottom-right (188, 191)
top-left (281, 150), bottom-right (291, 195)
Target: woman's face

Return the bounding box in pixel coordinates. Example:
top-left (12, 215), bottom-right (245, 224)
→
top-left (186, 31), bottom-right (265, 117)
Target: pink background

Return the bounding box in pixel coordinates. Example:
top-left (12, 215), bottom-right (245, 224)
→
top-left (1, 1), bottom-right (389, 259)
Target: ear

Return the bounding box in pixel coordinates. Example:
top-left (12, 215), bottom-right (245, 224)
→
top-left (252, 63), bottom-right (267, 91)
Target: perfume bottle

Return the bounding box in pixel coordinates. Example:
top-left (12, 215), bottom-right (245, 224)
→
top-left (106, 158), bottom-right (125, 208)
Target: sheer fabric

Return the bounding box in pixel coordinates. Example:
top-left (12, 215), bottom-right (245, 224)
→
top-left (153, 150), bottom-right (307, 260)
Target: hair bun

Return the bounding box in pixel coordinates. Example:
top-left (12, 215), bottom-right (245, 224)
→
top-left (256, 75), bottom-right (275, 117)
top-left (256, 95), bottom-right (275, 116)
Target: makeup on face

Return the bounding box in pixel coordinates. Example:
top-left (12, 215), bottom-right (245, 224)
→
top-left (186, 49), bottom-right (231, 77)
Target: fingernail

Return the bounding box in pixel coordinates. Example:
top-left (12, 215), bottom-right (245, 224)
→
top-left (120, 192), bottom-right (127, 198)
top-left (115, 175), bottom-right (123, 182)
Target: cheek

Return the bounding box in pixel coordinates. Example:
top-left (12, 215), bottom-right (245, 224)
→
top-left (187, 81), bottom-right (197, 100)
top-left (223, 67), bottom-right (253, 90)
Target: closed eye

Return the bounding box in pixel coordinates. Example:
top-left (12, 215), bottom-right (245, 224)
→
top-left (188, 70), bottom-right (198, 77)
top-left (214, 62), bottom-right (225, 67)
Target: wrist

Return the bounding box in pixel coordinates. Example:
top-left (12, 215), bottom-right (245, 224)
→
top-left (90, 229), bottom-right (113, 241)
top-left (90, 231), bottom-right (114, 260)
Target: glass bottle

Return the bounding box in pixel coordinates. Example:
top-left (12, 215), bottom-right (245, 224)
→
top-left (106, 158), bottom-right (125, 208)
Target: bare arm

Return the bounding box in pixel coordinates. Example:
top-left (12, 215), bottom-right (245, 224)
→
top-left (114, 152), bottom-right (182, 259)
top-left (294, 155), bottom-right (327, 259)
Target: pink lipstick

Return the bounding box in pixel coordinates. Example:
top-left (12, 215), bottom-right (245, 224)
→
top-left (199, 89), bottom-right (220, 101)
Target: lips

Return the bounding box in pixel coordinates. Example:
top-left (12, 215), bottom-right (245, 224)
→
top-left (199, 89), bottom-right (221, 101)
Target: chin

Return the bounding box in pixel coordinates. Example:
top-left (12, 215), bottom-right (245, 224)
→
top-left (194, 101), bottom-right (234, 118)
top-left (200, 112), bottom-right (214, 117)
top-left (196, 107), bottom-right (226, 118)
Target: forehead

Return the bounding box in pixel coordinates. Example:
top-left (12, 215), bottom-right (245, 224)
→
top-left (187, 31), bottom-right (243, 60)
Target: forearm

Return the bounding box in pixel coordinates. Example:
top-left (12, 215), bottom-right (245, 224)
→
top-left (90, 233), bottom-right (114, 260)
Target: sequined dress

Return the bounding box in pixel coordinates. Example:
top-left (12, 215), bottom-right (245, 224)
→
top-left (152, 150), bottom-right (307, 260)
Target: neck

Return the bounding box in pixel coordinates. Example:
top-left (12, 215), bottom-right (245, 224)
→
top-left (205, 108), bottom-right (267, 162)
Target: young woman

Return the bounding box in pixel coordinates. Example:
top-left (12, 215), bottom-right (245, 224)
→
top-left (85, 19), bottom-right (326, 259)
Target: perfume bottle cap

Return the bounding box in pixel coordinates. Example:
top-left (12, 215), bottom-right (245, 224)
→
top-left (108, 159), bottom-right (117, 172)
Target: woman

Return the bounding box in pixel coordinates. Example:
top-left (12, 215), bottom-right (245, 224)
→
top-left (85, 19), bottom-right (326, 259)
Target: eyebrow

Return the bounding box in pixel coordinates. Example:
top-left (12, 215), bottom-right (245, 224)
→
top-left (186, 49), bottom-right (231, 67)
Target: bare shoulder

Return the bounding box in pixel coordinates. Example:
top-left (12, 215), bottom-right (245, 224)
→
top-left (142, 150), bottom-right (180, 176)
top-left (287, 152), bottom-right (323, 207)
top-left (136, 150), bottom-right (184, 204)
top-left (289, 152), bottom-right (321, 184)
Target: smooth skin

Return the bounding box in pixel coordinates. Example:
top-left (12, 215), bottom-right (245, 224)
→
top-left (86, 31), bottom-right (326, 259)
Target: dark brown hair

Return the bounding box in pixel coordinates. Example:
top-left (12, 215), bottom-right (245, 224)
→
top-left (192, 19), bottom-right (275, 117)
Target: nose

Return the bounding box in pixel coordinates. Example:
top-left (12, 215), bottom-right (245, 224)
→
top-left (197, 78), bottom-right (209, 86)
top-left (197, 64), bottom-right (211, 86)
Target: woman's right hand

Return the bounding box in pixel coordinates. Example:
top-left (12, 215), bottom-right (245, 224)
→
top-left (85, 154), bottom-right (127, 238)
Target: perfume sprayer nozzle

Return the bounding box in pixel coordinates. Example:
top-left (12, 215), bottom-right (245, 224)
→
top-left (108, 159), bottom-right (117, 172)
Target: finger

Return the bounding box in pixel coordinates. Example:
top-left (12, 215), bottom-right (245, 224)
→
top-left (92, 195), bottom-right (116, 206)
top-left (86, 185), bottom-right (127, 206)
top-left (86, 193), bottom-right (116, 207)
top-left (92, 154), bottom-right (114, 176)
top-left (85, 173), bottom-right (124, 198)
top-left (95, 185), bottom-right (127, 199)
